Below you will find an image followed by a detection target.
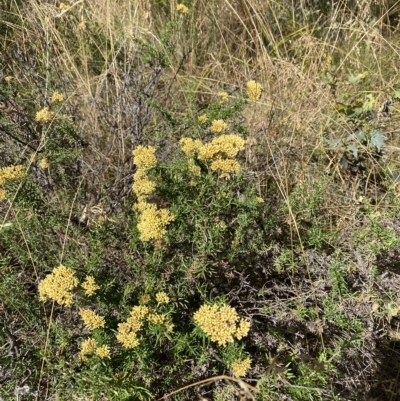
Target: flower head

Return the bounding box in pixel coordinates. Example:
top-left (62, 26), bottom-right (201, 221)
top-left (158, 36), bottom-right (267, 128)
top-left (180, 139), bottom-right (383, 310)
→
top-left (217, 91), bottom-right (229, 103)
top-left (0, 165), bottom-right (25, 186)
top-left (155, 291), bottom-right (169, 304)
top-left (132, 169), bottom-right (156, 201)
top-left (198, 135), bottom-right (245, 160)
top-left (232, 358), bottom-right (251, 377)
top-left (198, 114), bottom-right (208, 123)
top-left (4, 76), bottom-right (13, 83)
top-left (79, 308), bottom-right (106, 330)
top-left (36, 107), bottom-right (54, 123)
top-left (210, 158), bottom-right (240, 179)
top-left (39, 158), bottom-right (50, 169)
top-left (95, 345), bottom-right (111, 359)
top-left (246, 80), bottom-right (263, 102)
top-left (176, 4), bottom-right (188, 14)
top-left (210, 119), bottom-right (227, 133)
top-left (82, 275), bottom-right (100, 296)
top-left (51, 91), bottom-right (64, 103)
top-left (59, 3), bottom-right (70, 11)
top-left (38, 265), bottom-right (78, 306)
top-left (79, 338), bottom-right (96, 360)
top-left (133, 146), bottom-right (157, 170)
top-left (136, 203), bottom-right (175, 241)
top-left (117, 305), bottom-right (149, 348)
top-left (180, 138), bottom-right (203, 157)
top-left (194, 304), bottom-right (250, 346)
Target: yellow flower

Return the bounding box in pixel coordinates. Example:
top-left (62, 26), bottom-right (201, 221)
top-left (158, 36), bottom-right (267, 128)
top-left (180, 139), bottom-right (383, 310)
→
top-left (217, 91), bottom-right (229, 102)
top-left (0, 189), bottom-right (7, 201)
top-left (79, 308), bottom-right (106, 330)
top-left (4, 76), bottom-right (13, 82)
top-left (38, 265), bottom-right (78, 306)
top-left (246, 80), bottom-right (263, 102)
top-left (39, 158), bottom-right (50, 169)
top-left (81, 275), bottom-right (99, 296)
top-left (51, 91), bottom-right (64, 103)
top-left (176, 4), bottom-right (188, 14)
top-left (180, 138), bottom-right (203, 157)
top-left (59, 3), bottom-right (69, 11)
top-left (117, 305), bottom-right (149, 348)
top-left (95, 345), bottom-right (111, 359)
top-left (79, 338), bottom-right (96, 360)
top-left (147, 312), bottom-right (166, 324)
top-left (137, 204), bottom-right (175, 241)
top-left (165, 322), bottom-right (174, 332)
top-left (235, 319), bottom-right (251, 340)
top-left (132, 169), bottom-right (156, 201)
top-left (133, 145), bottom-right (157, 170)
top-left (155, 291), bottom-right (169, 304)
top-left (198, 114), bottom-right (208, 123)
top-left (0, 165), bottom-right (25, 186)
top-left (194, 304), bottom-right (250, 346)
top-left (256, 197), bottom-right (264, 203)
top-left (210, 158), bottom-right (240, 179)
top-left (35, 107), bottom-right (54, 123)
top-left (198, 135), bottom-right (245, 160)
top-left (210, 119), bottom-right (227, 133)
top-left (232, 358), bottom-right (251, 377)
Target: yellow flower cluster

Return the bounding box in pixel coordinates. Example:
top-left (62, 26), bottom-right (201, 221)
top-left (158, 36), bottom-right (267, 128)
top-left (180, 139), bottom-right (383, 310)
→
top-left (246, 80), bottom-right (263, 102)
top-left (180, 134), bottom-right (245, 179)
top-left (147, 312), bottom-right (166, 324)
top-left (39, 158), bottom-right (50, 169)
top-left (95, 345), bottom-right (111, 358)
top-left (136, 203), bottom-right (175, 241)
top-left (59, 3), bottom-right (70, 11)
top-left (198, 114), bottom-right (208, 123)
top-left (217, 92), bottom-right (229, 103)
top-left (117, 299), bottom-right (173, 348)
top-left (198, 135), bottom-right (245, 160)
top-left (38, 265), bottom-right (78, 306)
top-left (256, 197), bottom-right (264, 203)
top-left (232, 358), bottom-right (251, 377)
top-left (0, 165), bottom-right (26, 200)
top-left (4, 76), bottom-right (13, 82)
top-left (132, 169), bottom-right (156, 202)
top-left (117, 306), bottom-right (148, 348)
top-left (81, 275), bottom-right (99, 296)
top-left (132, 146), bottom-right (175, 241)
top-left (51, 91), bottom-right (64, 103)
top-left (133, 145), bottom-right (157, 170)
top-left (79, 338), bottom-right (110, 360)
top-left (0, 165), bottom-right (25, 187)
top-left (35, 107), bottom-right (54, 123)
top-left (210, 119), bottom-right (228, 133)
top-left (155, 291), bottom-right (169, 304)
top-left (180, 138), bottom-right (203, 157)
top-left (0, 189), bottom-right (7, 201)
top-left (79, 308), bottom-right (105, 330)
top-left (210, 159), bottom-right (240, 179)
top-left (176, 3), bottom-right (188, 14)
top-left (193, 304), bottom-right (250, 346)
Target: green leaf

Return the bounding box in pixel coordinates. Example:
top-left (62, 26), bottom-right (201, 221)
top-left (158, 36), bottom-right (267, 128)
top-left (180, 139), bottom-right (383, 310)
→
top-left (370, 129), bottom-right (384, 152)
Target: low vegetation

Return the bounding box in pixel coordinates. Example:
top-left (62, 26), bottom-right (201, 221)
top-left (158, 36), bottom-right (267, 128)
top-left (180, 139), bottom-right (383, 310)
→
top-left (2, 0), bottom-right (400, 400)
